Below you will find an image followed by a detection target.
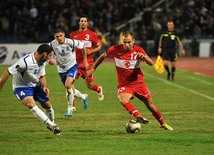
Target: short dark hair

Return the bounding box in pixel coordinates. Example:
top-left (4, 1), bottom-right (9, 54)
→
top-left (79, 14), bottom-right (89, 21)
top-left (167, 19), bottom-right (174, 23)
top-left (37, 44), bottom-right (53, 54)
top-left (122, 31), bottom-right (134, 38)
top-left (52, 28), bottom-right (64, 35)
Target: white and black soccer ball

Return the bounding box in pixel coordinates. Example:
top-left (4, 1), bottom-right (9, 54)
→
top-left (125, 120), bottom-right (141, 133)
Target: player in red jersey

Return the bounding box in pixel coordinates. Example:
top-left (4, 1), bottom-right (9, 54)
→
top-left (69, 15), bottom-right (104, 110)
top-left (88, 31), bottom-right (173, 130)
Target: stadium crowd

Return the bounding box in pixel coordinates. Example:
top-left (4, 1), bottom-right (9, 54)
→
top-left (0, 0), bottom-right (214, 44)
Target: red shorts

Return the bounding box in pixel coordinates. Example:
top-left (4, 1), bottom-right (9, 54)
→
top-left (76, 66), bottom-right (94, 82)
top-left (117, 82), bottom-right (151, 99)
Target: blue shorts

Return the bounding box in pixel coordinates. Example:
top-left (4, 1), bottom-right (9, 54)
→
top-left (13, 85), bottom-right (49, 104)
top-left (59, 63), bottom-right (78, 85)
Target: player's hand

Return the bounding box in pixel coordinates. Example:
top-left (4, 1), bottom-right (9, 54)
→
top-left (47, 60), bottom-right (55, 65)
top-left (181, 49), bottom-right (185, 56)
top-left (43, 86), bottom-right (50, 97)
top-left (137, 53), bottom-right (148, 60)
top-left (138, 53), bottom-right (154, 66)
top-left (158, 47), bottom-right (162, 55)
top-left (84, 61), bottom-right (90, 70)
top-left (87, 49), bottom-right (93, 55)
top-left (86, 68), bottom-right (94, 78)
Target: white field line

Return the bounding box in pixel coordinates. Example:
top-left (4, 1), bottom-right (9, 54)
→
top-left (145, 73), bottom-right (214, 101)
top-left (187, 76), bottom-right (212, 85)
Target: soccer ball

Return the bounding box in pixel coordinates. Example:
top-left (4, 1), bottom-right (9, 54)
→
top-left (125, 120), bottom-right (141, 133)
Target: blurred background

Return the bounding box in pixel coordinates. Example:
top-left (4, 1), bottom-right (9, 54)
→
top-left (0, 0), bottom-right (214, 58)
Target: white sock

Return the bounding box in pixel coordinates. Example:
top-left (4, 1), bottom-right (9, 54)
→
top-left (44, 106), bottom-right (55, 123)
top-left (30, 105), bottom-right (55, 126)
top-left (74, 89), bottom-right (86, 100)
top-left (66, 88), bottom-right (74, 111)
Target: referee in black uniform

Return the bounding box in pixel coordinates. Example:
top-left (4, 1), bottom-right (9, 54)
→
top-left (158, 20), bottom-right (185, 81)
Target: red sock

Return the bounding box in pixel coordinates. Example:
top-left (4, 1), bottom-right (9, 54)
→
top-left (123, 103), bottom-right (141, 117)
top-left (152, 109), bottom-right (164, 125)
top-left (92, 84), bottom-right (100, 93)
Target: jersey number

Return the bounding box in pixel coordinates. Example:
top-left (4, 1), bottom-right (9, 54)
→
top-left (85, 34), bottom-right (90, 40)
top-left (61, 49), bottom-right (65, 56)
top-left (20, 91), bottom-right (25, 96)
top-left (131, 52), bottom-right (138, 60)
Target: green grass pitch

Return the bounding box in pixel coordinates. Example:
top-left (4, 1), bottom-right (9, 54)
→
top-left (0, 62), bottom-right (214, 155)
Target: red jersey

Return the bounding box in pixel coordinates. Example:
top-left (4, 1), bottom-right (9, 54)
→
top-left (106, 45), bottom-right (147, 87)
top-left (69, 29), bottom-right (100, 67)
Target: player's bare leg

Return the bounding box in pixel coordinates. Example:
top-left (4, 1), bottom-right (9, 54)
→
top-left (86, 80), bottom-right (104, 101)
top-left (118, 93), bottom-right (149, 124)
top-left (64, 77), bottom-right (75, 117)
top-left (141, 97), bottom-right (173, 131)
top-left (22, 97), bottom-right (61, 135)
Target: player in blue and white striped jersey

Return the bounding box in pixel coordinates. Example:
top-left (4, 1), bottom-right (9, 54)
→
top-left (0, 44), bottom-right (61, 135)
top-left (49, 28), bottom-right (89, 117)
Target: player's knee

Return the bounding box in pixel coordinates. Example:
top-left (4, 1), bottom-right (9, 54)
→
top-left (117, 97), bottom-right (129, 105)
top-left (22, 98), bottom-right (36, 109)
top-left (65, 84), bottom-right (71, 90)
top-left (67, 88), bottom-right (74, 95)
top-left (86, 83), bottom-right (93, 90)
top-left (42, 101), bottom-right (52, 109)
top-left (65, 78), bottom-right (74, 90)
top-left (145, 99), bottom-right (156, 110)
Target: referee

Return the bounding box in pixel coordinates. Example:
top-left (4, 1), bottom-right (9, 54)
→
top-left (158, 20), bottom-right (185, 81)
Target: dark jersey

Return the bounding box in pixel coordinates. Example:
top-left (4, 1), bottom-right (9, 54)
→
top-left (159, 30), bottom-right (181, 49)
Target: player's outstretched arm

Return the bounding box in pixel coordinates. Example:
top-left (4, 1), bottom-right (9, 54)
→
top-left (82, 46), bottom-right (89, 69)
top-left (87, 45), bottom-right (101, 55)
top-left (0, 70), bottom-right (10, 92)
top-left (39, 76), bottom-right (50, 97)
top-left (144, 56), bottom-right (154, 66)
top-left (178, 41), bottom-right (185, 56)
top-left (138, 53), bottom-right (154, 66)
top-left (93, 52), bottom-right (107, 70)
top-left (87, 52), bottom-right (107, 77)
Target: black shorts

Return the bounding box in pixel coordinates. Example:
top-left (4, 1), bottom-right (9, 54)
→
top-left (162, 48), bottom-right (178, 62)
